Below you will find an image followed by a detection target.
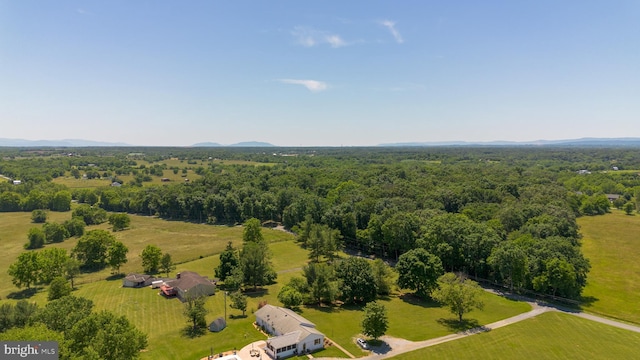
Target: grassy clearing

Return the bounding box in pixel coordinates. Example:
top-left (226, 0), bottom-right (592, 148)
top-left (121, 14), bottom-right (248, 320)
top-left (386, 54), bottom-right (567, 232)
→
top-left (578, 211), bottom-right (640, 323)
top-left (139, 158), bottom-right (277, 168)
top-left (392, 311), bottom-right (640, 360)
top-left (51, 177), bottom-right (112, 189)
top-left (0, 212), bottom-right (294, 299)
top-left (0, 211), bottom-right (77, 299)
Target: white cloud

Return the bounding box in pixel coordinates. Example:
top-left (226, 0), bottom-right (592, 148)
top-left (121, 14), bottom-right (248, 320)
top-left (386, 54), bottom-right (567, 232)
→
top-left (325, 35), bottom-right (347, 48)
top-left (278, 79), bottom-right (328, 92)
top-left (291, 27), bottom-right (348, 48)
top-left (380, 20), bottom-right (404, 44)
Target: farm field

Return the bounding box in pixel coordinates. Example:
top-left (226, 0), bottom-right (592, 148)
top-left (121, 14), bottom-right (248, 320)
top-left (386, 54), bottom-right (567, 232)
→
top-left (578, 211), bottom-right (640, 324)
top-left (391, 311), bottom-right (640, 360)
top-left (0, 211), bottom-right (292, 300)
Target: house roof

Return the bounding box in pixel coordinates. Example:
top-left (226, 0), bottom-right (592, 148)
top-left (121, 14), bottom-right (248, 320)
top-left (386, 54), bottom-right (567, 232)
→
top-left (268, 331), bottom-right (301, 349)
top-left (167, 271), bottom-right (215, 292)
top-left (124, 274), bottom-right (152, 283)
top-left (256, 305), bottom-right (324, 346)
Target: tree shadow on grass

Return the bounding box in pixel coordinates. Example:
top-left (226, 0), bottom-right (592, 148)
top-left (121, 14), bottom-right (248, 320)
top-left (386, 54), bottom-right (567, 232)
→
top-left (229, 314), bottom-right (248, 319)
top-left (244, 288), bottom-right (270, 298)
top-left (303, 303), bottom-right (341, 314)
top-left (398, 293), bottom-right (440, 309)
top-left (181, 326), bottom-right (207, 338)
top-left (106, 273), bottom-right (126, 281)
top-left (7, 288), bottom-right (38, 300)
top-left (578, 295), bottom-right (599, 309)
top-left (437, 318), bottom-right (481, 333)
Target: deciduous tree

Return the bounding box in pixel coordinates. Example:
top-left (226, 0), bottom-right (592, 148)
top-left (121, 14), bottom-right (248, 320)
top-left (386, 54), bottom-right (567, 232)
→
top-left (241, 242), bottom-right (276, 289)
top-left (68, 310), bottom-right (147, 360)
top-left (396, 248), bottom-right (443, 298)
top-left (160, 253), bottom-right (175, 277)
top-left (361, 301), bottom-right (388, 340)
top-left (24, 227), bottom-right (45, 249)
top-left (336, 257), bottom-right (377, 304)
top-left (8, 251), bottom-right (40, 289)
top-left (107, 241), bottom-right (129, 274)
top-left (31, 209), bottom-right (47, 223)
top-left (242, 217), bottom-right (264, 243)
top-left (215, 241), bottom-right (239, 281)
top-left (72, 230), bottom-right (115, 271)
top-left (37, 295), bottom-right (94, 332)
top-left (141, 244), bottom-right (162, 274)
top-left (108, 213), bottom-right (131, 232)
top-left (47, 276), bottom-right (72, 301)
top-left (43, 222), bottom-right (69, 243)
top-left (229, 291), bottom-right (248, 316)
top-left (431, 273), bottom-right (484, 322)
top-left (183, 296), bottom-right (208, 334)
top-left (277, 286), bottom-right (303, 309)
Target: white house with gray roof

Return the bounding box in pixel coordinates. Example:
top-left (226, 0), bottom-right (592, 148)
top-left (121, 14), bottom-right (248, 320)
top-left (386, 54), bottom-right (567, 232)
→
top-left (255, 305), bottom-right (324, 359)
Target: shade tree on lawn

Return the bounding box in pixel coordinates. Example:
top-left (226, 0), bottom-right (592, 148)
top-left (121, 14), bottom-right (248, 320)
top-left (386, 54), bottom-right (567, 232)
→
top-left (72, 229), bottom-right (115, 271)
top-left (361, 301), bottom-right (388, 341)
top-left (215, 241), bottom-right (239, 281)
top-left (431, 272), bottom-right (484, 323)
top-left (140, 244), bottom-right (162, 274)
top-left (396, 248), bottom-right (443, 299)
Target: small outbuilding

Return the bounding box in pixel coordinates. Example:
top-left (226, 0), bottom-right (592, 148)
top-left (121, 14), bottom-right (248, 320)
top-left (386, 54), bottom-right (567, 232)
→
top-left (208, 317), bottom-right (227, 332)
top-left (123, 274), bottom-right (154, 288)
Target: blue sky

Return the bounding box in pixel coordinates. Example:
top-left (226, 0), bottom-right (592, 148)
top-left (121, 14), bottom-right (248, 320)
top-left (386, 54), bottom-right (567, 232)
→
top-left (1, 1), bottom-right (639, 146)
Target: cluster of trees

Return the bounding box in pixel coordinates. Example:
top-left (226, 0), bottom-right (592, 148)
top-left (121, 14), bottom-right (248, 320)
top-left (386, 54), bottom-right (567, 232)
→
top-left (25, 216), bottom-right (85, 249)
top-left (215, 219), bottom-right (276, 291)
top-left (0, 185), bottom-right (71, 212)
top-left (276, 256), bottom-right (393, 308)
top-left (0, 296), bottom-right (147, 360)
top-left (8, 248), bottom-right (80, 290)
top-left (140, 244), bottom-right (174, 276)
top-left (71, 230), bottom-right (129, 273)
top-left (9, 229), bottom-right (132, 293)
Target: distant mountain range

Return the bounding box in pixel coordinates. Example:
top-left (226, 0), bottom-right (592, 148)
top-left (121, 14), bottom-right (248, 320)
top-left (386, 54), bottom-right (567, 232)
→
top-left (1, 137), bottom-right (640, 147)
top-left (378, 138), bottom-right (640, 147)
top-left (191, 141), bottom-right (275, 147)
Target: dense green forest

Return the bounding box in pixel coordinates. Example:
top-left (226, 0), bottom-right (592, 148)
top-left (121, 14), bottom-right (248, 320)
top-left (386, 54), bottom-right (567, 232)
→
top-left (2, 146), bottom-right (640, 300)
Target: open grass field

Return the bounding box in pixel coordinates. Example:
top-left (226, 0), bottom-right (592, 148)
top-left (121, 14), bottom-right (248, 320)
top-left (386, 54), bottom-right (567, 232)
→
top-left (52, 168), bottom-right (202, 188)
top-left (578, 210), bottom-right (640, 323)
top-left (1, 210), bottom-right (531, 360)
top-left (0, 211), bottom-right (293, 300)
top-left (392, 311), bottom-right (640, 360)
top-left (138, 158), bottom-right (277, 168)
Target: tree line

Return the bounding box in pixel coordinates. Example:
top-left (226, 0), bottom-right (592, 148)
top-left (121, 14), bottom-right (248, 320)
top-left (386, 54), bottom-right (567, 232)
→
top-left (4, 146), bottom-right (640, 299)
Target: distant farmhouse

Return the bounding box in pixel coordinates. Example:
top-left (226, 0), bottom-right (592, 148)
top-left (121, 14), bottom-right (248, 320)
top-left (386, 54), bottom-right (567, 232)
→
top-left (255, 305), bottom-right (325, 358)
top-left (123, 271), bottom-right (216, 302)
top-left (122, 274), bottom-right (155, 288)
top-left (160, 271), bottom-right (216, 302)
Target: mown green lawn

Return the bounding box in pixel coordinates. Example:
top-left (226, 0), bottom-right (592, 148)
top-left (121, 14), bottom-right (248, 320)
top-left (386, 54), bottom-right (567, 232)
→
top-left (392, 311), bottom-right (640, 360)
top-left (578, 211), bottom-right (640, 323)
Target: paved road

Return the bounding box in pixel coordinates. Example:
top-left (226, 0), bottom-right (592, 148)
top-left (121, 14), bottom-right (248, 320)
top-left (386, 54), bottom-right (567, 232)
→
top-left (315, 291), bottom-right (640, 360)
